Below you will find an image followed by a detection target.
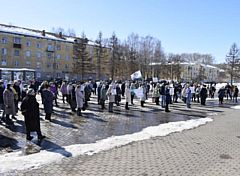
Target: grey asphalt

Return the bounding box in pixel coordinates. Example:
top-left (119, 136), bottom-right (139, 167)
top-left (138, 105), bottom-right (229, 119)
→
top-left (1, 96), bottom-right (240, 175)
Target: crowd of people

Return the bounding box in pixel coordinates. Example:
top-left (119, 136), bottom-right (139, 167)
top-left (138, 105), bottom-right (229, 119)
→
top-left (0, 79), bottom-right (239, 142)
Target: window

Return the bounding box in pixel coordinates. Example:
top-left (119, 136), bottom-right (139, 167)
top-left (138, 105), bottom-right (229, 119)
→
top-left (47, 63), bottom-right (51, 68)
top-left (66, 55), bottom-right (70, 61)
top-left (13, 37), bottom-right (21, 44)
top-left (1, 48), bottom-right (7, 55)
top-left (26, 40), bottom-right (31, 47)
top-left (26, 61), bottom-right (31, 66)
top-left (65, 64), bottom-right (69, 69)
top-left (66, 45), bottom-right (70, 51)
top-left (14, 50), bottom-right (20, 56)
top-left (25, 50), bottom-right (31, 57)
top-left (56, 54), bottom-right (61, 59)
top-left (36, 62), bottom-right (41, 68)
top-left (1, 59), bottom-right (7, 66)
top-left (2, 37), bottom-right (7, 44)
top-left (14, 60), bottom-right (19, 67)
top-left (36, 52), bottom-right (42, 59)
top-left (47, 44), bottom-right (54, 51)
top-left (36, 42), bottom-right (41, 48)
top-left (47, 53), bottom-right (52, 59)
top-left (36, 72), bottom-right (41, 78)
top-left (56, 44), bottom-right (61, 50)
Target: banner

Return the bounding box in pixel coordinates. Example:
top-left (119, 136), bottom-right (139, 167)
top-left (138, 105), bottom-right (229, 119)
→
top-left (133, 88), bottom-right (144, 98)
top-left (131, 70), bottom-right (142, 80)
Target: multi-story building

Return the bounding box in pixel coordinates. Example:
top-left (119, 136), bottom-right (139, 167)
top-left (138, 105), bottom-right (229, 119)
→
top-left (0, 24), bottom-right (112, 81)
top-left (150, 62), bottom-right (221, 82)
top-left (180, 62), bottom-right (220, 82)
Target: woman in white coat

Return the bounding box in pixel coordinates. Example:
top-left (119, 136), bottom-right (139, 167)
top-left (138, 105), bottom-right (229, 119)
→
top-left (125, 82), bottom-right (131, 110)
top-left (75, 84), bottom-right (85, 116)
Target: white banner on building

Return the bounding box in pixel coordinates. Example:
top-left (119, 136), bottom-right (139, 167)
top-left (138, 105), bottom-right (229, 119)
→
top-left (131, 70), bottom-right (142, 80)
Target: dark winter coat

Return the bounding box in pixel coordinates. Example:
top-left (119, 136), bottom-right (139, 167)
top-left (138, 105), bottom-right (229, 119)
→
top-left (21, 95), bottom-right (41, 132)
top-left (218, 88), bottom-right (225, 98)
top-left (0, 85), bottom-right (4, 104)
top-left (42, 89), bottom-right (54, 114)
top-left (165, 88), bottom-right (171, 104)
top-left (200, 87), bottom-right (208, 99)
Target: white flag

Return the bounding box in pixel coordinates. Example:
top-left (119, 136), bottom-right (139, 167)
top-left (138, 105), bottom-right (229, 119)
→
top-left (131, 70), bottom-right (142, 80)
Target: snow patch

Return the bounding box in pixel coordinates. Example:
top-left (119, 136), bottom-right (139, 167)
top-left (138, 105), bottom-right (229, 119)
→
top-left (0, 118), bottom-right (213, 174)
top-left (231, 105), bottom-right (240, 109)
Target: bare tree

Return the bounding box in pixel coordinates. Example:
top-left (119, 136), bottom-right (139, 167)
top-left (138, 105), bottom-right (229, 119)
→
top-left (95, 31), bottom-right (103, 80)
top-left (226, 43), bottom-right (240, 85)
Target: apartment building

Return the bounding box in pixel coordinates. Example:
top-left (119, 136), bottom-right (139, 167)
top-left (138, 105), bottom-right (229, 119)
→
top-left (150, 62), bottom-right (221, 82)
top-left (180, 62), bottom-right (220, 82)
top-left (0, 24), bottom-right (112, 81)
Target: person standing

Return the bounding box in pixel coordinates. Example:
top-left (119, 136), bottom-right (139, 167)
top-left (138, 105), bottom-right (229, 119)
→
top-left (139, 84), bottom-right (146, 107)
top-left (100, 83), bottom-right (108, 110)
top-left (21, 89), bottom-right (45, 141)
top-left (106, 84), bottom-right (115, 112)
top-left (50, 82), bottom-right (58, 107)
top-left (75, 84), bottom-right (85, 116)
top-left (200, 85), bottom-right (208, 105)
top-left (13, 81), bottom-right (21, 113)
top-left (165, 85), bottom-right (171, 112)
top-left (218, 86), bottom-right (225, 104)
top-left (60, 81), bottom-right (68, 104)
top-left (160, 83), bottom-right (166, 108)
top-left (0, 81), bottom-right (5, 122)
top-left (233, 86), bottom-right (239, 103)
top-left (186, 85), bottom-right (192, 108)
top-left (125, 82), bottom-right (131, 110)
top-left (121, 82), bottom-right (125, 97)
top-left (152, 83), bottom-right (160, 105)
top-left (3, 83), bottom-right (16, 125)
top-left (130, 83), bottom-right (136, 105)
top-left (42, 84), bottom-right (54, 121)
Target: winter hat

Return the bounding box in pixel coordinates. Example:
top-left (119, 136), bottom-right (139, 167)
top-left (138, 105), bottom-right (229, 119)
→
top-left (27, 88), bottom-right (35, 96)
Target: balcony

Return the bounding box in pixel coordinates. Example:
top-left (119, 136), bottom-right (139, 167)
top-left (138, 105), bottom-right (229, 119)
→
top-left (13, 43), bottom-right (22, 49)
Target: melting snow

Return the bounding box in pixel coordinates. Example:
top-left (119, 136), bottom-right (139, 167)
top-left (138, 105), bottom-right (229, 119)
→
top-left (0, 118), bottom-right (212, 174)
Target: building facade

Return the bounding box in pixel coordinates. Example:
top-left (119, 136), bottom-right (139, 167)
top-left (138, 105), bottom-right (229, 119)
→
top-left (0, 24), bottom-right (112, 81)
top-left (150, 62), bottom-right (221, 83)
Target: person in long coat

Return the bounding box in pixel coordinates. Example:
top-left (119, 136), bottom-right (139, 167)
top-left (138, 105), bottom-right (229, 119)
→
top-left (200, 85), bottom-right (208, 105)
top-left (218, 86), bottom-right (225, 104)
top-left (100, 83), bottom-right (108, 110)
top-left (125, 82), bottom-right (131, 110)
top-left (106, 84), bottom-right (115, 112)
top-left (3, 83), bottom-right (16, 125)
top-left (21, 89), bottom-right (45, 141)
top-left (75, 85), bottom-right (85, 116)
top-left (60, 81), bottom-right (68, 103)
top-left (186, 85), bottom-right (192, 108)
top-left (165, 86), bottom-right (171, 112)
top-left (42, 84), bottom-right (54, 121)
top-left (139, 84), bottom-right (146, 107)
top-left (153, 83), bottom-right (160, 105)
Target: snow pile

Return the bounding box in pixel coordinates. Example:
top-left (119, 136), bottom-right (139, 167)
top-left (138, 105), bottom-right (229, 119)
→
top-left (231, 105), bottom-right (240, 109)
top-left (0, 117), bottom-right (212, 174)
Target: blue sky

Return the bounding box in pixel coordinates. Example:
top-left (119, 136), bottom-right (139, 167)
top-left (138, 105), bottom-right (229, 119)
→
top-left (1, 0), bottom-right (240, 63)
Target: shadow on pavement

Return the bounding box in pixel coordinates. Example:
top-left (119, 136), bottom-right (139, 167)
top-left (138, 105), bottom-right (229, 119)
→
top-left (51, 119), bottom-right (78, 129)
top-left (83, 112), bottom-right (108, 122)
top-left (41, 139), bottom-right (72, 157)
top-left (0, 134), bottom-right (21, 151)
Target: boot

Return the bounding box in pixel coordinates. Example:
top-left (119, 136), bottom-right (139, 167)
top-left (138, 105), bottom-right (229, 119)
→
top-left (77, 108), bottom-right (82, 116)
